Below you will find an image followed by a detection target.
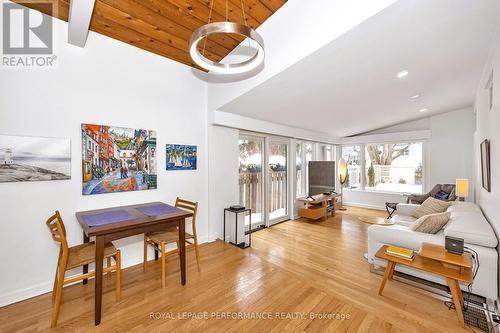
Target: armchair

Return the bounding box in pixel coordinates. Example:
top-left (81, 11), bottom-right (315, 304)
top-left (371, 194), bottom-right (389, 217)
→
top-left (406, 184), bottom-right (456, 204)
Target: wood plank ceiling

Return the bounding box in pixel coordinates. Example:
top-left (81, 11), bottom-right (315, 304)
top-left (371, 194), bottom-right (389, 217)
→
top-left (13, 0), bottom-right (287, 70)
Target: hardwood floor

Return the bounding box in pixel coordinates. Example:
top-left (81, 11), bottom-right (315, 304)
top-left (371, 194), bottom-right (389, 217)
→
top-left (0, 207), bottom-right (478, 332)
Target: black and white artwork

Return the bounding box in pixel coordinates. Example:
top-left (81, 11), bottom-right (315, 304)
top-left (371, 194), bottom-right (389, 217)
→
top-left (0, 134), bottom-right (71, 183)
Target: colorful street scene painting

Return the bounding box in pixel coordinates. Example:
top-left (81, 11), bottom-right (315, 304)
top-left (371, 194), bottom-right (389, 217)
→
top-left (0, 134), bottom-right (71, 183)
top-left (166, 144), bottom-right (197, 171)
top-left (81, 124), bottom-right (157, 195)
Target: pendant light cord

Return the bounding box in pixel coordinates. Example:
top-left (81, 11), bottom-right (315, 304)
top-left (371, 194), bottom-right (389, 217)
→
top-left (240, 0), bottom-right (251, 48)
top-left (240, 0), bottom-right (247, 26)
top-left (202, 0), bottom-right (252, 57)
top-left (202, 0), bottom-right (215, 56)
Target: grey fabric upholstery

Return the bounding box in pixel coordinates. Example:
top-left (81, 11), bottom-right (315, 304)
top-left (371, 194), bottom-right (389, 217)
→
top-left (406, 184), bottom-right (457, 204)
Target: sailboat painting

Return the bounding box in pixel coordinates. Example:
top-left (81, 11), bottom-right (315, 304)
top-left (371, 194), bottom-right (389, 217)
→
top-left (166, 144), bottom-right (197, 171)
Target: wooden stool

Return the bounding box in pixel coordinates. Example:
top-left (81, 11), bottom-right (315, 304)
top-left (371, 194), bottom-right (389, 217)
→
top-left (46, 211), bottom-right (121, 327)
top-left (143, 198), bottom-right (200, 287)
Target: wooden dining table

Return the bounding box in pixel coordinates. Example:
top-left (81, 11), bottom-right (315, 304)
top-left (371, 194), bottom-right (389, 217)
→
top-left (76, 201), bottom-right (193, 325)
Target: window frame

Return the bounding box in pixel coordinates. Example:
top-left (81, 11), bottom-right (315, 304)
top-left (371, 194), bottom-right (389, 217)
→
top-left (340, 145), bottom-right (363, 190)
top-left (340, 141), bottom-right (426, 195)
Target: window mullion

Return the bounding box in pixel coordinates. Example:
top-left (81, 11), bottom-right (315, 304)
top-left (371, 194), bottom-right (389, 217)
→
top-left (360, 144), bottom-right (366, 191)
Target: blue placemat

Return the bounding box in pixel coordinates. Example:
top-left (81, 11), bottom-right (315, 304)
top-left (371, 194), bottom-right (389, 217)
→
top-left (136, 203), bottom-right (182, 217)
top-left (83, 210), bottom-right (136, 227)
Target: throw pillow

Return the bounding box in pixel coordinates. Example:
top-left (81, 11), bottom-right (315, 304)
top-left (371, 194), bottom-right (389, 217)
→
top-left (434, 190), bottom-right (450, 201)
top-left (410, 212), bottom-right (451, 234)
top-left (412, 196), bottom-right (452, 218)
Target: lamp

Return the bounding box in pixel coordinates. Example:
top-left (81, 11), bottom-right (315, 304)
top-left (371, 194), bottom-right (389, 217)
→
top-left (189, 1), bottom-right (265, 74)
top-left (338, 158), bottom-right (348, 210)
top-left (455, 179), bottom-right (469, 201)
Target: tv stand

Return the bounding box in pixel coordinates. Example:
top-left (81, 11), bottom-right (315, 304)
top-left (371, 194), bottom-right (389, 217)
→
top-left (297, 193), bottom-right (342, 220)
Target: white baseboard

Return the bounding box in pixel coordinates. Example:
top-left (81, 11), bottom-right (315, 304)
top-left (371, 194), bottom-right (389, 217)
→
top-left (0, 280), bottom-right (54, 308)
top-left (0, 237), bottom-right (211, 308)
top-left (208, 233), bottom-right (221, 242)
top-left (342, 201), bottom-right (386, 211)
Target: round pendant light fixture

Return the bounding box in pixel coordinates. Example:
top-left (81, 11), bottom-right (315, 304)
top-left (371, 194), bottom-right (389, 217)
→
top-left (189, 0), bottom-right (265, 74)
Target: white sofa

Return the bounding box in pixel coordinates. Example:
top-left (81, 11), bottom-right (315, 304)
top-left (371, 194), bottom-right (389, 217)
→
top-left (367, 201), bottom-right (498, 300)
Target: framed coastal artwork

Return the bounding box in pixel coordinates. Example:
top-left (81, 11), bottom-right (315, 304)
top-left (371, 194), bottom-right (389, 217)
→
top-left (0, 134), bottom-right (70, 183)
top-left (480, 139), bottom-right (491, 192)
top-left (166, 144), bottom-right (197, 171)
top-left (81, 124), bottom-right (157, 195)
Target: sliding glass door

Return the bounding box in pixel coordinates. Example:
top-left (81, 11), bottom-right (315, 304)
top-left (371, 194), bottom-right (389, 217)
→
top-left (268, 140), bottom-right (288, 224)
top-left (239, 134), bottom-right (292, 228)
top-left (239, 136), bottom-right (264, 230)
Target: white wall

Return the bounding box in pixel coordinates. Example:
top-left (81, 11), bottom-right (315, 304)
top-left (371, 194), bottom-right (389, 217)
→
top-left (211, 110), bottom-right (340, 144)
top-left (208, 125), bottom-right (239, 241)
top-left (207, 0), bottom-right (397, 111)
top-left (342, 107), bottom-right (475, 209)
top-left (429, 108), bottom-right (475, 197)
top-left (473, 30), bottom-right (500, 300)
top-left (0, 14), bottom-right (208, 306)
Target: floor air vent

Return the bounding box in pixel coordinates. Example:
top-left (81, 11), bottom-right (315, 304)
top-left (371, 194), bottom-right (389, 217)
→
top-left (462, 302), bottom-right (490, 332)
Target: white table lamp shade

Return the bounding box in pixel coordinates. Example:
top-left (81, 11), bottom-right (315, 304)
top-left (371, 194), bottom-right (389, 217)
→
top-left (455, 179), bottom-right (469, 198)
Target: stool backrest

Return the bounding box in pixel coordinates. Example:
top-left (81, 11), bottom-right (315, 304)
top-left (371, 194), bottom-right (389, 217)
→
top-left (175, 197), bottom-right (198, 237)
top-left (46, 211), bottom-right (69, 255)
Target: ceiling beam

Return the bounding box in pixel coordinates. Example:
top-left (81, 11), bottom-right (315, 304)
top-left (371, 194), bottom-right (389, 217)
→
top-left (68, 0), bottom-right (96, 47)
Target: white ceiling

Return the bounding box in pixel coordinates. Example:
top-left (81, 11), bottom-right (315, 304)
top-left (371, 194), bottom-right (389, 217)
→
top-left (219, 0), bottom-right (500, 137)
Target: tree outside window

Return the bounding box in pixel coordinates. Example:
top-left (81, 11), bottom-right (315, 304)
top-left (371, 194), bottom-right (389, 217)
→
top-left (365, 142), bottom-right (423, 193)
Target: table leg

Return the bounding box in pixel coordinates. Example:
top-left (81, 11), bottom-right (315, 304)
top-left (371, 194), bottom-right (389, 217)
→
top-left (94, 236), bottom-right (104, 325)
top-left (447, 278), bottom-right (465, 327)
top-left (179, 218), bottom-right (186, 285)
top-left (378, 261), bottom-right (395, 295)
top-left (83, 232), bottom-right (89, 285)
top-left (248, 211), bottom-right (251, 248)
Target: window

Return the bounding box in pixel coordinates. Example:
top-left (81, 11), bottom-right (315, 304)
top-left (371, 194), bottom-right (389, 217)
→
top-left (320, 144), bottom-right (334, 161)
top-left (239, 137), bottom-right (264, 227)
top-left (365, 142), bottom-right (423, 193)
top-left (341, 146), bottom-right (361, 189)
top-left (296, 143), bottom-right (303, 196)
top-left (304, 142), bottom-right (314, 192)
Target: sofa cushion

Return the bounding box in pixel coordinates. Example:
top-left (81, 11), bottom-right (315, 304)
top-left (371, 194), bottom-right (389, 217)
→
top-left (444, 212), bottom-right (498, 247)
top-left (395, 203), bottom-right (419, 216)
top-left (447, 201), bottom-right (482, 214)
top-left (368, 224), bottom-right (444, 251)
top-left (391, 214), bottom-right (417, 227)
top-left (410, 212), bottom-right (451, 233)
top-left (412, 197), bottom-right (452, 218)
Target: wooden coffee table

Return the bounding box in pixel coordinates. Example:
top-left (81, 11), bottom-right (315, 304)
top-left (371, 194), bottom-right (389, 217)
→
top-left (375, 243), bottom-right (473, 327)
top-left (358, 216), bottom-right (394, 226)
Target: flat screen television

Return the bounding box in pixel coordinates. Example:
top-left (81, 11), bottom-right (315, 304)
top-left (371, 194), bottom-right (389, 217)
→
top-left (308, 161), bottom-right (336, 196)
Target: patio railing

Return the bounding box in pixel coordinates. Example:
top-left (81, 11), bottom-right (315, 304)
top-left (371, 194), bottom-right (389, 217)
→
top-left (239, 171), bottom-right (287, 214)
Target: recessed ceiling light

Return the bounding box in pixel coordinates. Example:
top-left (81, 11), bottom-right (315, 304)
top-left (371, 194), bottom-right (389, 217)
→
top-left (396, 70), bottom-right (409, 78)
top-left (419, 108), bottom-right (428, 112)
top-left (410, 94), bottom-right (420, 99)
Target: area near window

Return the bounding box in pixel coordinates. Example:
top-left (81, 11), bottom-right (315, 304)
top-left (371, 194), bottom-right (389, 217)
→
top-left (269, 141), bottom-right (288, 222)
top-left (238, 137), bottom-right (264, 229)
top-left (341, 142), bottom-right (424, 194)
top-left (365, 142), bottom-right (423, 194)
top-left (341, 145), bottom-right (361, 189)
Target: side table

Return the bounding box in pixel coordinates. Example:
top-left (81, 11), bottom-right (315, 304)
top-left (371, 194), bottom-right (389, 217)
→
top-left (385, 202), bottom-right (398, 218)
top-left (375, 243), bottom-right (473, 327)
top-left (223, 208), bottom-right (251, 248)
